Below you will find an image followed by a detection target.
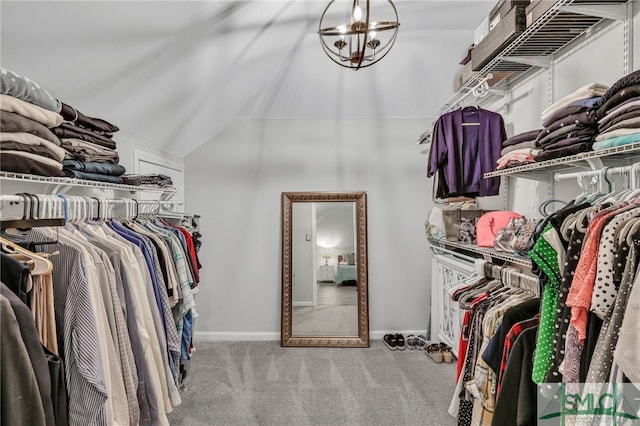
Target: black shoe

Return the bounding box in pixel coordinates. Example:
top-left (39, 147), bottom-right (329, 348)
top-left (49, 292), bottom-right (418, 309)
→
top-left (383, 334), bottom-right (398, 350)
top-left (395, 334), bottom-right (406, 351)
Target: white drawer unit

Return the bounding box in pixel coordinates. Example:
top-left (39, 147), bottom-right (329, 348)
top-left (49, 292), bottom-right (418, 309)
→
top-left (318, 265), bottom-right (335, 282)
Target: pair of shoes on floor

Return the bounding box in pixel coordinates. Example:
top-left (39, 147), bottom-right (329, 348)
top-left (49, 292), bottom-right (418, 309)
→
top-left (406, 334), bottom-right (427, 350)
top-left (425, 342), bottom-right (453, 363)
top-left (383, 334), bottom-right (406, 351)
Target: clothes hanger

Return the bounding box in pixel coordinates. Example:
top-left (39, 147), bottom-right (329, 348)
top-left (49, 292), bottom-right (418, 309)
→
top-left (0, 236), bottom-right (52, 275)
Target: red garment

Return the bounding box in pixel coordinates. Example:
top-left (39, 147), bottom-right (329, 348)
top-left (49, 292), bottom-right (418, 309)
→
top-left (496, 316), bottom-right (539, 395)
top-left (177, 227), bottom-right (200, 286)
top-left (456, 293), bottom-right (488, 381)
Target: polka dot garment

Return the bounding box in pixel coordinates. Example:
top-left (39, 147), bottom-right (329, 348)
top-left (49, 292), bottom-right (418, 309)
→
top-left (589, 208), bottom-right (640, 319)
top-left (530, 223), bottom-right (563, 384)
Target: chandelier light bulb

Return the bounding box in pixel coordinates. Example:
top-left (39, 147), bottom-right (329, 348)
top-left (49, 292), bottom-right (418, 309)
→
top-left (353, 4), bottom-right (362, 21)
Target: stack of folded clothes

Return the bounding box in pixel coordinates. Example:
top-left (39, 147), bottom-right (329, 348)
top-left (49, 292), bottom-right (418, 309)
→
top-left (0, 69), bottom-right (65, 176)
top-left (496, 129), bottom-right (542, 170)
top-left (0, 68), bottom-right (126, 183)
top-left (121, 174), bottom-right (175, 190)
top-left (534, 82), bottom-right (608, 162)
top-left (593, 69), bottom-right (640, 150)
top-left (54, 101), bottom-right (124, 183)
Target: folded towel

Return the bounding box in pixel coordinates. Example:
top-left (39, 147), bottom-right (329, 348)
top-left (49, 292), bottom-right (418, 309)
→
top-left (592, 132), bottom-right (640, 150)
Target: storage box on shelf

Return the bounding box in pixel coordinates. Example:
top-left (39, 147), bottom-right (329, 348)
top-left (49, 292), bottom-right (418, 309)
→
top-left (472, 5), bottom-right (527, 71)
top-left (454, 64), bottom-right (513, 91)
top-left (418, 0), bottom-right (629, 146)
top-left (490, 0), bottom-right (531, 26)
top-left (526, 0), bottom-right (628, 27)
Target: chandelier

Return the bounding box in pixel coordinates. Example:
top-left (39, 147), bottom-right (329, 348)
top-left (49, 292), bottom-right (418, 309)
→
top-left (318, 0), bottom-right (400, 70)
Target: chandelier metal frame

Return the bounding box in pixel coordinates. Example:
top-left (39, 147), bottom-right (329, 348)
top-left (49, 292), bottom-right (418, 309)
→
top-left (318, 0), bottom-right (400, 70)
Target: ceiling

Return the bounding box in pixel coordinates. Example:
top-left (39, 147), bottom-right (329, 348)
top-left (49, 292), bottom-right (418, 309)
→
top-left (1, 0), bottom-right (494, 157)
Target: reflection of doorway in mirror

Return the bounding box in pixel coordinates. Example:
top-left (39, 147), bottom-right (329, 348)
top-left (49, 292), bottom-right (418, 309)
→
top-left (291, 201), bottom-right (358, 337)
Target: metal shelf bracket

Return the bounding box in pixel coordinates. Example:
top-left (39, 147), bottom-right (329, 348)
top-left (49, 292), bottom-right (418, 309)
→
top-left (559, 4), bottom-right (628, 21)
top-left (586, 157), bottom-right (605, 170)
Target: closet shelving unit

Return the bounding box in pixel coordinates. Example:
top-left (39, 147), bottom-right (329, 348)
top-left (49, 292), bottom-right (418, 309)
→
top-left (485, 142), bottom-right (640, 180)
top-left (0, 171), bottom-right (178, 199)
top-left (429, 238), bottom-right (532, 267)
top-left (418, 0), bottom-right (632, 145)
top-left (427, 0), bottom-right (635, 355)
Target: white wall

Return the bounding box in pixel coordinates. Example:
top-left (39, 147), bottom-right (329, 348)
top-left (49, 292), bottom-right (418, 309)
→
top-left (185, 117), bottom-right (432, 339)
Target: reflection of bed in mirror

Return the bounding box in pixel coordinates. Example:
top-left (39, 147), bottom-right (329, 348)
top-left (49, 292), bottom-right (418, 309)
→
top-left (336, 254), bottom-right (357, 286)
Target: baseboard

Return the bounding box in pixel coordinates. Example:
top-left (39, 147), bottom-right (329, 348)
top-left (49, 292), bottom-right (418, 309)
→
top-left (292, 301), bottom-right (313, 307)
top-left (194, 330), bottom-right (428, 342)
top-left (369, 330), bottom-right (429, 340)
top-left (194, 331), bottom-right (281, 342)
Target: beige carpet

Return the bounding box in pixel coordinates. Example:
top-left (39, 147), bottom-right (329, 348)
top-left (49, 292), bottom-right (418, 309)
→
top-left (167, 340), bottom-right (458, 425)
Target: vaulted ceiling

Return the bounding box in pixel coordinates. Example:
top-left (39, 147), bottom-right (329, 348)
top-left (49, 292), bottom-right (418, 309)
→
top-left (1, 0), bottom-right (494, 156)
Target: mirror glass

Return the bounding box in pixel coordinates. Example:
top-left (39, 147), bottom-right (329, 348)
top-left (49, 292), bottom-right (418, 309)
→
top-left (281, 192), bottom-right (369, 347)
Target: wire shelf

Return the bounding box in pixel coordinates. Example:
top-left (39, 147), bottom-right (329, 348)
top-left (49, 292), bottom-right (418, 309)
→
top-left (484, 142), bottom-right (640, 178)
top-left (0, 171), bottom-right (178, 195)
top-left (429, 239), bottom-right (532, 267)
top-left (417, 0), bottom-right (627, 144)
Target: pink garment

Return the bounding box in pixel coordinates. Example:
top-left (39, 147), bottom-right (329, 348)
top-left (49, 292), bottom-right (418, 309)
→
top-left (566, 203), bottom-right (635, 342)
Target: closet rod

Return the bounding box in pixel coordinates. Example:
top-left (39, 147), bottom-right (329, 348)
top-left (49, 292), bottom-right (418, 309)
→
top-left (0, 194), bottom-right (181, 206)
top-left (554, 163), bottom-right (640, 182)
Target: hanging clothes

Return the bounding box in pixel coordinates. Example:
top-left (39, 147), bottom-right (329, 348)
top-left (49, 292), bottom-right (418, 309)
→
top-left (427, 106), bottom-right (506, 199)
top-left (0, 214), bottom-right (202, 426)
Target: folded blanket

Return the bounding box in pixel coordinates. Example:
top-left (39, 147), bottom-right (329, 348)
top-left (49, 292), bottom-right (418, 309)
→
top-left (0, 141), bottom-right (62, 162)
top-left (0, 68), bottom-right (61, 112)
top-left (496, 154), bottom-right (536, 170)
top-left (598, 97), bottom-right (640, 125)
top-left (541, 134), bottom-right (593, 151)
top-left (542, 105), bottom-right (589, 128)
top-left (60, 138), bottom-right (119, 164)
top-left (0, 149), bottom-right (62, 169)
top-left (595, 70), bottom-right (640, 112)
top-left (537, 124), bottom-right (596, 147)
top-left (60, 102), bottom-right (119, 134)
top-left (596, 84), bottom-right (640, 119)
top-left (533, 142), bottom-right (593, 162)
top-left (53, 123), bottom-right (116, 150)
top-left (0, 94), bottom-right (63, 128)
top-left (592, 132), bottom-right (640, 150)
top-left (497, 148), bottom-right (540, 165)
top-left (501, 140), bottom-right (536, 156)
top-left (62, 160), bottom-right (126, 176)
top-left (0, 132), bottom-right (65, 161)
top-left (541, 83), bottom-right (608, 123)
top-left (502, 129), bottom-right (543, 148)
top-left (0, 152), bottom-right (65, 177)
top-left (0, 111), bottom-right (61, 145)
top-left (542, 110), bottom-right (597, 135)
top-left (598, 108), bottom-right (640, 133)
top-left (595, 127), bottom-right (640, 142)
top-left (63, 169), bottom-right (123, 184)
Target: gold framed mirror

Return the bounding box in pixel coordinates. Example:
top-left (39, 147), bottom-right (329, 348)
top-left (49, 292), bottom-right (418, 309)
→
top-left (281, 191), bottom-right (369, 347)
